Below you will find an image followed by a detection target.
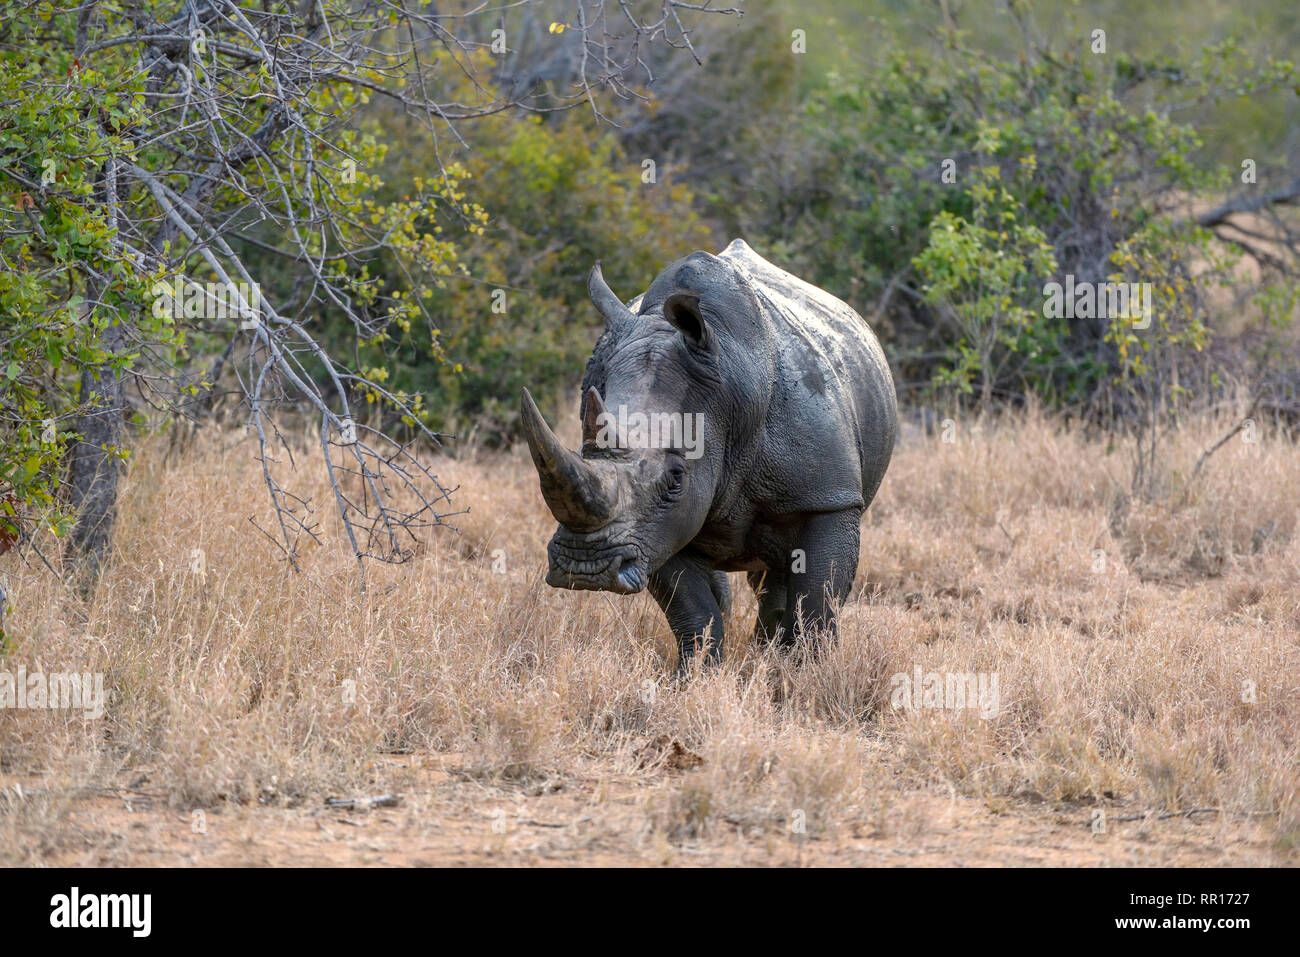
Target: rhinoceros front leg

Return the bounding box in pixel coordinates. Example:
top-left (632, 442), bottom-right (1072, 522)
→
top-left (783, 508), bottom-right (862, 644)
top-left (649, 552), bottom-right (727, 675)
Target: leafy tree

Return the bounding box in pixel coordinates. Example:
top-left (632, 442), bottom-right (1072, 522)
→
top-left (336, 106), bottom-right (714, 441)
top-left (724, 21), bottom-right (1299, 419)
top-left (0, 0), bottom-right (738, 582)
top-left (912, 166), bottom-right (1059, 411)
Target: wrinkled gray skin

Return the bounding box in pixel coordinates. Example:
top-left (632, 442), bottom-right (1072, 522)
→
top-left (521, 239), bottom-right (897, 676)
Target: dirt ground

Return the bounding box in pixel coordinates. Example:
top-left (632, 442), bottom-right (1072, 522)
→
top-left (8, 753), bottom-right (1283, 867)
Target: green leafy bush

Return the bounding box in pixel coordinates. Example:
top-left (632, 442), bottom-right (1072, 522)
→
top-left (342, 108), bottom-right (714, 442)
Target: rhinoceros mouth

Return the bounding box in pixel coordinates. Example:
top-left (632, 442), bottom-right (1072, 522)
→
top-left (546, 528), bottom-right (645, 594)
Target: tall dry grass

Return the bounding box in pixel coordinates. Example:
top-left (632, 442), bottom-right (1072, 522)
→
top-left (1, 408), bottom-right (1297, 862)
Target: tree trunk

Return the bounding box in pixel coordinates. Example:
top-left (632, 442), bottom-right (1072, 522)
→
top-left (67, 317), bottom-right (127, 584)
top-left (67, 146), bottom-right (129, 588)
top-left (980, 349), bottom-right (993, 413)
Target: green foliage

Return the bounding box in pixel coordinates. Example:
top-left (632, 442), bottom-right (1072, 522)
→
top-left (0, 2), bottom-right (485, 543)
top-left (1105, 222), bottom-right (1216, 387)
top-left (723, 23), bottom-right (1297, 412)
top-left (0, 1), bottom-right (167, 540)
top-left (340, 108), bottom-right (713, 441)
top-left (912, 166), bottom-right (1059, 407)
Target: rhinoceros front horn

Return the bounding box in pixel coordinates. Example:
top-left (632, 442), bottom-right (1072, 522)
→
top-left (520, 388), bottom-right (614, 532)
top-left (589, 263), bottom-right (636, 327)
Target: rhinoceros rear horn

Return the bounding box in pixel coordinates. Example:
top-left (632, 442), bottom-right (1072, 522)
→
top-left (520, 388), bottom-right (614, 532)
top-left (581, 386), bottom-right (619, 448)
top-left (588, 263), bottom-right (635, 328)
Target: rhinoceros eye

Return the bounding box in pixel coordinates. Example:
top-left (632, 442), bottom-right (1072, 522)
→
top-left (664, 466), bottom-right (684, 497)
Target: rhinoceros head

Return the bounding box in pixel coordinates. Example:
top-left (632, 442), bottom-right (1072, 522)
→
top-left (522, 254), bottom-right (770, 594)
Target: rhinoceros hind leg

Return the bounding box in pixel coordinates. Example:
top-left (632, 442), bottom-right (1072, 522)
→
top-left (649, 552), bottom-right (726, 676)
top-left (782, 508), bottom-right (861, 644)
top-left (747, 568), bottom-right (789, 648)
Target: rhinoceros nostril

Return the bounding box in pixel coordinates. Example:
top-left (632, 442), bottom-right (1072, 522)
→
top-left (616, 563), bottom-right (644, 593)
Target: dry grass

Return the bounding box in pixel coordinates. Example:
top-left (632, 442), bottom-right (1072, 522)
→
top-left (1, 409), bottom-right (1297, 865)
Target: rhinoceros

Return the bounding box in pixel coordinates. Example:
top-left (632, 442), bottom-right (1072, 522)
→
top-left (521, 239), bottom-right (897, 674)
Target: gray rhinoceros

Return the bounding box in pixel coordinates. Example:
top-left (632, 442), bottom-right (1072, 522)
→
top-left (521, 239), bottom-right (897, 674)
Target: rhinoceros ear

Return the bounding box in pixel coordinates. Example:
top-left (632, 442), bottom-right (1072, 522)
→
top-left (663, 293), bottom-right (709, 351)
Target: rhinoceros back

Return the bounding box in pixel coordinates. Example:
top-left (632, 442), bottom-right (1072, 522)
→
top-left (718, 239), bottom-right (898, 514)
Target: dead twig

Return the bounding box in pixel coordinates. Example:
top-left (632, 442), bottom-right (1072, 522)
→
top-left (1192, 395), bottom-right (1262, 477)
top-left (325, 794), bottom-right (401, 810)
top-left (1100, 807), bottom-right (1278, 824)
